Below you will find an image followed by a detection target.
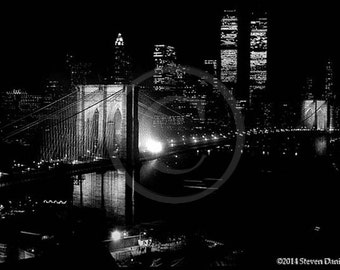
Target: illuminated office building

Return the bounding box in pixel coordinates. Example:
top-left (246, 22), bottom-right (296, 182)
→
top-left (326, 59), bottom-right (339, 130)
top-left (183, 82), bottom-right (207, 129)
top-left (277, 102), bottom-right (299, 129)
top-left (204, 60), bottom-right (218, 74)
top-left (302, 77), bottom-right (314, 100)
top-left (109, 33), bottom-right (131, 84)
top-left (43, 77), bottom-right (68, 102)
top-left (152, 45), bottom-right (185, 135)
top-left (0, 89), bottom-right (43, 144)
top-left (323, 59), bottom-right (335, 129)
top-left (0, 89), bottom-right (42, 117)
top-left (220, 10), bottom-right (238, 92)
top-left (66, 54), bottom-right (92, 86)
top-left (323, 59), bottom-right (335, 101)
top-left (203, 59), bottom-right (219, 91)
top-left (249, 13), bottom-right (268, 105)
top-left (203, 59), bottom-right (225, 129)
top-left (153, 44), bottom-right (177, 92)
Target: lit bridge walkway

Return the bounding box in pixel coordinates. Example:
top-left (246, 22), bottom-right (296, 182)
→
top-left (2, 127), bottom-right (340, 189)
top-left (0, 135), bottom-right (233, 189)
top-left (1, 82), bottom-right (340, 189)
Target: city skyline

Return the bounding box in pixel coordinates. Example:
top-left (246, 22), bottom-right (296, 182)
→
top-left (2, 3), bottom-right (340, 267)
top-left (1, 2), bottom-right (339, 102)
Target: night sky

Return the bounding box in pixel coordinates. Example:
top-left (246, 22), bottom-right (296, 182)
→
top-left (1, 1), bottom-right (339, 100)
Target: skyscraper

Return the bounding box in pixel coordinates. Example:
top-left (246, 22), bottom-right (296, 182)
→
top-left (153, 44), bottom-right (177, 92)
top-left (203, 60), bottom-right (219, 92)
top-left (110, 33), bottom-right (131, 84)
top-left (203, 59), bottom-right (223, 129)
top-left (204, 60), bottom-right (218, 76)
top-left (0, 89), bottom-right (43, 144)
top-left (151, 44), bottom-right (184, 136)
top-left (323, 59), bottom-right (335, 129)
top-left (220, 10), bottom-right (238, 93)
top-left (323, 59), bottom-right (335, 101)
top-left (302, 77), bottom-right (314, 100)
top-left (66, 54), bottom-right (92, 86)
top-left (249, 12), bottom-right (268, 106)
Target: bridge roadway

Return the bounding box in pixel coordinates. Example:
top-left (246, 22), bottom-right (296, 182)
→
top-left (1, 129), bottom-right (339, 189)
top-left (0, 138), bottom-right (234, 189)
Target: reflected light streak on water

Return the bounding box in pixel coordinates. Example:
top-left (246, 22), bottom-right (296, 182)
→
top-left (73, 170), bottom-right (126, 224)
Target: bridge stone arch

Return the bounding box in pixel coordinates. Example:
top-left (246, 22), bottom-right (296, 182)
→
top-left (76, 84), bottom-right (137, 161)
top-left (112, 108), bottom-right (122, 146)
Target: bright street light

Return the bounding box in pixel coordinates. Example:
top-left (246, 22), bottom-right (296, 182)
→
top-left (112, 230), bottom-right (122, 242)
top-left (145, 139), bottom-right (163, 154)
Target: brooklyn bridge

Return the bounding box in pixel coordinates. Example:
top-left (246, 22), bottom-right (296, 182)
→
top-left (1, 78), bottom-right (340, 267)
top-left (0, 77), bottom-right (338, 190)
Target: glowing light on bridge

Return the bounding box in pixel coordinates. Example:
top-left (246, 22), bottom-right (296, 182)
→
top-left (144, 139), bottom-right (163, 154)
top-left (112, 230), bottom-right (122, 242)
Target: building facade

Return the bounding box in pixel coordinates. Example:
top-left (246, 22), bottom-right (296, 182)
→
top-left (109, 33), bottom-right (131, 85)
top-left (220, 9), bottom-right (238, 94)
top-left (153, 44), bottom-right (177, 93)
top-left (249, 13), bottom-right (268, 106)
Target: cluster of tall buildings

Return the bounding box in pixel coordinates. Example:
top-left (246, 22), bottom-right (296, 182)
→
top-left (143, 10), bottom-right (271, 134)
top-left (218, 9), bottom-right (337, 131)
top-left (153, 44), bottom-right (177, 93)
top-left (219, 9), bottom-right (269, 127)
top-left (150, 44), bottom-right (215, 135)
top-left (148, 9), bottom-right (270, 133)
top-left (0, 9), bottom-right (338, 149)
top-left (0, 89), bottom-right (42, 129)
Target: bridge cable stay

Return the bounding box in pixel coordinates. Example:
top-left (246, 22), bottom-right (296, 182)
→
top-left (60, 89), bottom-right (123, 161)
top-left (43, 96), bottom-right (81, 160)
top-left (137, 102), bottom-right (167, 120)
top-left (298, 102), bottom-right (328, 129)
top-left (43, 88), bottom-right (123, 144)
top-left (137, 94), bottom-right (181, 119)
top-left (41, 89), bottom-right (124, 161)
top-left (0, 88), bottom-right (99, 140)
top-left (1, 87), bottom-right (113, 140)
top-left (3, 84), bottom-right (207, 161)
top-left (41, 89), bottom-right (111, 160)
top-left (0, 88), bottom-right (80, 130)
top-left (136, 92), bottom-right (195, 123)
top-left (3, 86), bottom-right (203, 141)
top-left (138, 92), bottom-right (199, 124)
top-left (139, 93), bottom-right (186, 117)
top-left (49, 88), bottom-right (123, 128)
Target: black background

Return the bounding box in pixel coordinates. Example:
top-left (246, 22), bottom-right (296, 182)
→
top-left (0, 1), bottom-right (339, 101)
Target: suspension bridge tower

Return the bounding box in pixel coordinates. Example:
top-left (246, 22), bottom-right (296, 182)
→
top-left (76, 84), bottom-right (139, 165)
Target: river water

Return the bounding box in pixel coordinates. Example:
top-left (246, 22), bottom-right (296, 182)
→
top-left (2, 134), bottom-right (340, 254)
top-left (71, 134), bottom-right (340, 243)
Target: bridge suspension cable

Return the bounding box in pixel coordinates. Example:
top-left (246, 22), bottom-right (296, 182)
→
top-left (0, 89), bottom-right (79, 130)
top-left (138, 92), bottom-right (198, 124)
top-left (1, 87), bottom-right (123, 140)
top-left (41, 88), bottom-right (124, 161)
top-left (299, 102), bottom-right (328, 127)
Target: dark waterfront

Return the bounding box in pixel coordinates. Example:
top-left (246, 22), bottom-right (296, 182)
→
top-left (1, 133), bottom-right (340, 267)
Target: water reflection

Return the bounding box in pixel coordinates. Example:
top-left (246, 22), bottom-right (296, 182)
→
top-left (71, 135), bottom-right (332, 225)
top-left (73, 169), bottom-right (128, 224)
top-left (315, 136), bottom-right (327, 156)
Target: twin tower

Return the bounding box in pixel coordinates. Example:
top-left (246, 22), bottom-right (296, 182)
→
top-left (220, 10), bottom-right (268, 108)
